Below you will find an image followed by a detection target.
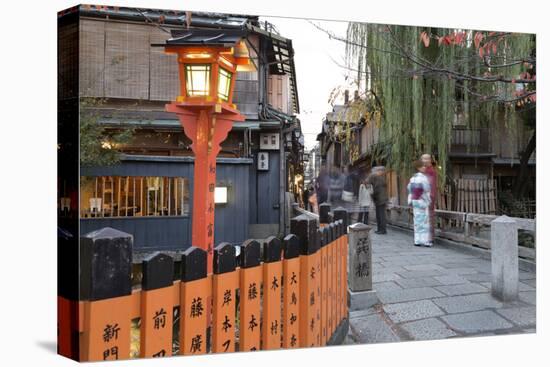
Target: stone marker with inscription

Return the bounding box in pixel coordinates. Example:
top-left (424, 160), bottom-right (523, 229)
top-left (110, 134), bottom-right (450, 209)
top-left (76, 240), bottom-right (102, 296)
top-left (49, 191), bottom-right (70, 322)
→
top-left (347, 223), bottom-right (379, 311)
top-left (348, 223), bottom-right (372, 291)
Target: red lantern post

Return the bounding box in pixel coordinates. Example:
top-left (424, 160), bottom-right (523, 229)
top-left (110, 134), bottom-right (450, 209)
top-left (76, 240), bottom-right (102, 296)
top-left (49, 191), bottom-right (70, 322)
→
top-left (160, 30), bottom-right (253, 273)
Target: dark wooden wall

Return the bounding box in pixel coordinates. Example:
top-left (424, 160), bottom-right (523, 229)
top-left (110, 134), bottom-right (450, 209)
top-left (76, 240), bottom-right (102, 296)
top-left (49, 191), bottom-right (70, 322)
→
top-left (80, 156), bottom-right (252, 250)
top-left (248, 147), bottom-right (281, 225)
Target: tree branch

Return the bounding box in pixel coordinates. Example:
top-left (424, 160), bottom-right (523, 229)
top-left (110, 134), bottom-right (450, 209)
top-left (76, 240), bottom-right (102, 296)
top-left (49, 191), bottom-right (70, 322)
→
top-left (307, 20), bottom-right (404, 57)
top-left (384, 26), bottom-right (536, 84)
top-left (324, 22), bottom-right (537, 86)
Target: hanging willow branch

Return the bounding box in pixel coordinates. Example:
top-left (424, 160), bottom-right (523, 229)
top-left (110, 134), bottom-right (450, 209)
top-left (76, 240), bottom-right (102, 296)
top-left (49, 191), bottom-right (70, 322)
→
top-left (338, 22), bottom-right (535, 187)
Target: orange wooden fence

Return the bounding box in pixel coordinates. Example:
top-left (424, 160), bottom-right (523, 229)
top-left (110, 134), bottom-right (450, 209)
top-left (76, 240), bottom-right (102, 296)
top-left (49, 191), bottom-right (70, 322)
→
top-left (60, 215), bottom-right (348, 361)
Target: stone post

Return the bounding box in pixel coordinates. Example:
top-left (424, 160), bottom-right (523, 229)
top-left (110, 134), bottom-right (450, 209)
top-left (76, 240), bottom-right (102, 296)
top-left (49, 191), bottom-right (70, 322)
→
top-left (491, 216), bottom-right (519, 302)
top-left (346, 223), bottom-right (379, 311)
top-left (348, 223), bottom-right (373, 292)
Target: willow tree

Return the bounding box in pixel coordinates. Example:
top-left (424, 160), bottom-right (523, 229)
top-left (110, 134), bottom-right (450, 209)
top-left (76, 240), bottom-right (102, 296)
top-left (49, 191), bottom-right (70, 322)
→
top-left (342, 23), bottom-right (535, 194)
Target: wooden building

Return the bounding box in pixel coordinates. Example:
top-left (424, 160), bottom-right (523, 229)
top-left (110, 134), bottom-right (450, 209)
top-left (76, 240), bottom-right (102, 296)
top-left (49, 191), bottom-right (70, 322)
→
top-left (317, 91), bottom-right (535, 217)
top-left (58, 6), bottom-right (304, 251)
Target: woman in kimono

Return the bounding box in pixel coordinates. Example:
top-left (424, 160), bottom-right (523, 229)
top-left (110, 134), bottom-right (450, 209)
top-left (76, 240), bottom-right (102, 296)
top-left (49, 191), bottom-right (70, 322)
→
top-left (408, 160), bottom-right (433, 247)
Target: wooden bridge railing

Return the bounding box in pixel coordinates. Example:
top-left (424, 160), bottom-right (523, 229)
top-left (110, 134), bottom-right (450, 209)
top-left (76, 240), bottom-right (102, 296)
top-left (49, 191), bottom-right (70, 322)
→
top-left (59, 214), bottom-right (349, 362)
top-left (384, 204), bottom-right (536, 261)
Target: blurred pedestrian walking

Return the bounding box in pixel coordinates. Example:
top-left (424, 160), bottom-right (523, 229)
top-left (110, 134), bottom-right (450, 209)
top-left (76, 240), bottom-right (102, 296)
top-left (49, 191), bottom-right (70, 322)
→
top-left (328, 165), bottom-right (346, 209)
top-left (421, 153), bottom-right (438, 243)
top-left (357, 176), bottom-right (373, 224)
top-left (316, 166), bottom-right (330, 205)
top-left (367, 166), bottom-right (388, 234)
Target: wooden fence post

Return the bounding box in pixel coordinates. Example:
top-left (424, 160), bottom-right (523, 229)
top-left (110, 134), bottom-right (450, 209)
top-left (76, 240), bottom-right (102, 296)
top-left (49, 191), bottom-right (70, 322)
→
top-left (140, 253), bottom-right (174, 358)
top-left (340, 220), bottom-right (349, 318)
top-left (333, 207), bottom-right (348, 228)
top-left (319, 203), bottom-right (331, 226)
top-left (262, 236), bottom-right (283, 350)
top-left (282, 234), bottom-right (301, 349)
top-left (329, 222), bottom-right (337, 337)
top-left (79, 228), bottom-right (133, 362)
top-left (319, 226), bottom-right (329, 345)
top-left (58, 227), bottom-right (78, 360)
top-left (313, 228), bottom-right (322, 346)
top-left (290, 214), bottom-right (320, 347)
top-left (212, 243), bottom-right (239, 353)
top-left (319, 194), bottom-right (330, 347)
top-left (58, 295), bottom-right (78, 359)
top-left (333, 209), bottom-right (348, 325)
top-left (335, 222), bottom-right (342, 324)
top-left (180, 246), bottom-right (209, 355)
top-left (239, 239), bottom-right (262, 352)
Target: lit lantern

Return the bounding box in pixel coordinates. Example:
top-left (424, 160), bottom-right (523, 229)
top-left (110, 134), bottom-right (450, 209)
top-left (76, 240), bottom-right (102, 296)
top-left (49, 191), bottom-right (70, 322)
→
top-left (161, 31), bottom-right (254, 108)
top-left (155, 29), bottom-right (254, 272)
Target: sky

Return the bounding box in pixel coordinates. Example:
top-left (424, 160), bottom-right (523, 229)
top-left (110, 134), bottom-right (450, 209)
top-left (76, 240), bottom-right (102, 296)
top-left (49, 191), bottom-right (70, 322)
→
top-left (260, 16), bottom-right (354, 150)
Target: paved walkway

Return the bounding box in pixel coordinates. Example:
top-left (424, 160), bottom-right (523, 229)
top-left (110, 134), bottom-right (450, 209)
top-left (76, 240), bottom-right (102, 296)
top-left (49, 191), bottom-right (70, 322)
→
top-left (345, 228), bottom-right (536, 344)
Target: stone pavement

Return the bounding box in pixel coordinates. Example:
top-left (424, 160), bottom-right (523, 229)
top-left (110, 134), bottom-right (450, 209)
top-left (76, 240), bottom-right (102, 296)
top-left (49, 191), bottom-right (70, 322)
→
top-left (345, 228), bottom-right (536, 345)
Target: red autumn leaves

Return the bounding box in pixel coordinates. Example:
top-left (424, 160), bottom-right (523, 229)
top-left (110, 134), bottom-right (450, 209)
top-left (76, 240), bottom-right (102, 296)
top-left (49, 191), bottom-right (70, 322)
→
top-left (419, 30), bottom-right (505, 59)
top-left (418, 30), bottom-right (536, 104)
top-left (419, 30), bottom-right (468, 48)
top-left (420, 31), bottom-right (430, 47)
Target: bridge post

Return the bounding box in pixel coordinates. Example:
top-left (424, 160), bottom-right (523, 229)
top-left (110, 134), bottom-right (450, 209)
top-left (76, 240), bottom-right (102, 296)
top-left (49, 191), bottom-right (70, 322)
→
top-left (348, 223), bottom-right (373, 292)
top-left (347, 223), bottom-right (379, 311)
top-left (491, 216), bottom-right (519, 302)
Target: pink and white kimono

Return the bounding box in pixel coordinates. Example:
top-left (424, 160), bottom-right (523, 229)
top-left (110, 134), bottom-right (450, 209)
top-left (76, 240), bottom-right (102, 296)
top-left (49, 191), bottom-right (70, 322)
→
top-left (407, 172), bottom-right (432, 246)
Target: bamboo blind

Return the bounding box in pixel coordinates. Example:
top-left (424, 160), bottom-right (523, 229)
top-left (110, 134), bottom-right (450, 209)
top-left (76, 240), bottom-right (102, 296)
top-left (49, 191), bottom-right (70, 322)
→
top-left (77, 20), bottom-right (265, 109)
top-left (58, 21), bottom-right (79, 99)
top-left (79, 19), bottom-right (105, 96)
top-left (149, 28), bottom-right (179, 101)
top-left (104, 22), bottom-right (150, 99)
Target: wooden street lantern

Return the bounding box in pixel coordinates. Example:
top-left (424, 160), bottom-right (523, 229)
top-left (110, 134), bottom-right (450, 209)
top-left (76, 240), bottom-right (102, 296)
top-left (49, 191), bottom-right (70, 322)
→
top-left (155, 29), bottom-right (254, 273)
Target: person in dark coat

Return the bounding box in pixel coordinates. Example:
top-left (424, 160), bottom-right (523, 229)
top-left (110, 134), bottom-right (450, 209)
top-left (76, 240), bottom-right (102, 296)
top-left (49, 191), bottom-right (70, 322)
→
top-left (367, 166), bottom-right (388, 234)
top-left (303, 184), bottom-right (310, 211)
top-left (316, 167), bottom-right (330, 205)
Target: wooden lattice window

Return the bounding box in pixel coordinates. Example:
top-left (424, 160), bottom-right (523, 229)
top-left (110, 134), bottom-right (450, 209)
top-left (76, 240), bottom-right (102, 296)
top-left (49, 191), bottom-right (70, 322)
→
top-left (80, 176), bottom-right (190, 218)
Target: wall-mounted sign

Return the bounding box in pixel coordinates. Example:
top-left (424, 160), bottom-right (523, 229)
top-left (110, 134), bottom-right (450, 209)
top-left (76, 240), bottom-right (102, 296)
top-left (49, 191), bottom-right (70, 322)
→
top-left (257, 152), bottom-right (269, 171)
top-left (259, 133), bottom-right (279, 150)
